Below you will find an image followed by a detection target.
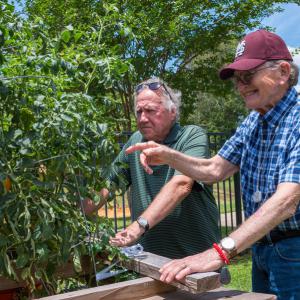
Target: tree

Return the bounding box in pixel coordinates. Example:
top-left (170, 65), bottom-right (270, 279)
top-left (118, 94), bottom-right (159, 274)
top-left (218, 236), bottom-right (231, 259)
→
top-left (24, 0), bottom-right (300, 131)
top-left (186, 90), bottom-right (248, 132)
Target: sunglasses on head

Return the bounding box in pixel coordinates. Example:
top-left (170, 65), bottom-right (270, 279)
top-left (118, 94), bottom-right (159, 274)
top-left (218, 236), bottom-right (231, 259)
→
top-left (135, 81), bottom-right (174, 101)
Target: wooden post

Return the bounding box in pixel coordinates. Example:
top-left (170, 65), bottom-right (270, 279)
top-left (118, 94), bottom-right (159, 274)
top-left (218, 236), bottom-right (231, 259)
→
top-left (123, 251), bottom-right (221, 294)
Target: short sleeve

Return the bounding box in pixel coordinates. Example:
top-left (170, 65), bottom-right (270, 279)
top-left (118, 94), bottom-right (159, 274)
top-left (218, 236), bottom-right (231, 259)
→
top-left (218, 115), bottom-right (253, 166)
top-left (174, 126), bottom-right (209, 177)
top-left (108, 139), bottom-right (131, 186)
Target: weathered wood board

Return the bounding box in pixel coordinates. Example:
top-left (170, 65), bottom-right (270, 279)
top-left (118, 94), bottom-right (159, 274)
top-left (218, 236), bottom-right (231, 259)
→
top-left (142, 287), bottom-right (277, 300)
top-left (37, 277), bottom-right (277, 300)
top-left (37, 277), bottom-right (175, 300)
top-left (123, 251), bottom-right (221, 294)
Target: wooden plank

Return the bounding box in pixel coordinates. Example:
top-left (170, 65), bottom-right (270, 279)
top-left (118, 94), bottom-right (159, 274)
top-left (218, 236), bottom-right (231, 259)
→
top-left (37, 277), bottom-right (175, 300)
top-left (0, 276), bottom-right (24, 290)
top-left (141, 287), bottom-right (277, 300)
top-left (123, 251), bottom-right (221, 294)
top-left (35, 279), bottom-right (276, 300)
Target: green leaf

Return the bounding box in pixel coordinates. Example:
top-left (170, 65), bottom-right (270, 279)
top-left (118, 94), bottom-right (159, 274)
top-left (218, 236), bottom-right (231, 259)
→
top-left (66, 25), bottom-right (74, 31)
top-left (13, 129), bottom-right (23, 139)
top-left (16, 252), bottom-right (29, 268)
top-left (21, 267), bottom-right (31, 281)
top-left (74, 31), bottom-right (83, 43)
top-left (61, 114), bottom-right (73, 122)
top-left (73, 250), bottom-right (82, 273)
top-left (0, 236), bottom-right (9, 247)
top-left (22, 138), bottom-right (31, 146)
top-left (42, 223), bottom-right (53, 240)
top-left (4, 253), bottom-right (16, 278)
top-left (61, 30), bottom-right (71, 43)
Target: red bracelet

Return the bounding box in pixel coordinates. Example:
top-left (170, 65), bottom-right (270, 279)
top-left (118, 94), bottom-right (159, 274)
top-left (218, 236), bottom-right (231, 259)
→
top-left (213, 243), bottom-right (230, 265)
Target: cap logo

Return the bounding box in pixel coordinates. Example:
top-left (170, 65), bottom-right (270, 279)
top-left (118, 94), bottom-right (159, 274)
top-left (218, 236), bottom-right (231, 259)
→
top-left (235, 40), bottom-right (246, 58)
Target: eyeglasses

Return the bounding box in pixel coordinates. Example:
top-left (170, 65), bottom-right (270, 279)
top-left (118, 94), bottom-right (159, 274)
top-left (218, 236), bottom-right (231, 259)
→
top-left (232, 65), bottom-right (276, 85)
top-left (135, 81), bottom-right (174, 102)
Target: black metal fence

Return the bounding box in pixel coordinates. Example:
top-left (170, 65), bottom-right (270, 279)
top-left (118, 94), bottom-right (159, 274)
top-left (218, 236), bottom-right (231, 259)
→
top-left (100, 132), bottom-right (243, 238)
top-left (207, 132), bottom-right (243, 237)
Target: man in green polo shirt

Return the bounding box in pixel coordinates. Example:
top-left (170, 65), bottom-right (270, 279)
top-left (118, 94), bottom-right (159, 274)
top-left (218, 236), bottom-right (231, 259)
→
top-left (84, 78), bottom-right (219, 258)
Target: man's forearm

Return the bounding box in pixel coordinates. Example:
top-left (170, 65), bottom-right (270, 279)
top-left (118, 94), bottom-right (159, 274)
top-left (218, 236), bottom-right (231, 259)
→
top-left (109, 176), bottom-right (193, 247)
top-left (228, 182), bottom-right (300, 254)
top-left (166, 150), bottom-right (216, 183)
top-left (166, 151), bottom-right (237, 184)
top-left (140, 175), bottom-right (193, 229)
top-left (126, 143), bottom-right (238, 183)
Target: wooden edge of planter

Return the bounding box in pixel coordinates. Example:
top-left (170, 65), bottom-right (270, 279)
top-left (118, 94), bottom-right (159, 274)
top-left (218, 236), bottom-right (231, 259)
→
top-left (140, 286), bottom-right (277, 300)
top-left (36, 280), bottom-right (277, 300)
top-left (122, 251), bottom-right (221, 294)
top-left (37, 277), bottom-right (175, 300)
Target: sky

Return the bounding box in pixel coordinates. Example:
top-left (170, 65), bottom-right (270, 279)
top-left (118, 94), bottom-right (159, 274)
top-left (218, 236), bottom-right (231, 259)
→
top-left (260, 3), bottom-right (300, 91)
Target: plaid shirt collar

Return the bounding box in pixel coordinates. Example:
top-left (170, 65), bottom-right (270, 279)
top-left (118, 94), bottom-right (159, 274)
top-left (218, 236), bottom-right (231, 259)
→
top-left (260, 88), bottom-right (298, 127)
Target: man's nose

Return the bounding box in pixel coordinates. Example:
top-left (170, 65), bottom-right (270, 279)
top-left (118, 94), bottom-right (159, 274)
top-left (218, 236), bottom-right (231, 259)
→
top-left (139, 111), bottom-right (149, 122)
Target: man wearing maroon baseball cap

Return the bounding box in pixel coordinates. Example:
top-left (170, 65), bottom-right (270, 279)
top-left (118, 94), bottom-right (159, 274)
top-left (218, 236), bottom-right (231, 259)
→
top-left (125, 29), bottom-right (300, 300)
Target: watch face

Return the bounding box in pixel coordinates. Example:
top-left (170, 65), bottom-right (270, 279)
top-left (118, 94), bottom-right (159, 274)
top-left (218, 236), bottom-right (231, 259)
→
top-left (221, 237), bottom-right (235, 251)
top-left (137, 217), bottom-right (149, 230)
top-left (138, 217), bottom-right (147, 227)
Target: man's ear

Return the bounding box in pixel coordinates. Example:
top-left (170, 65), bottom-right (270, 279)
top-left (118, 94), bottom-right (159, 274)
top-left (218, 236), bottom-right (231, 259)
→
top-left (279, 61), bottom-right (291, 80)
top-left (171, 107), bottom-right (177, 120)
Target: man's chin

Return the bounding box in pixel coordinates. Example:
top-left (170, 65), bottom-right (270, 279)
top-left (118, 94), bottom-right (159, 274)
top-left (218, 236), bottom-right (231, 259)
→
top-left (140, 129), bottom-right (152, 138)
top-left (143, 135), bottom-right (155, 141)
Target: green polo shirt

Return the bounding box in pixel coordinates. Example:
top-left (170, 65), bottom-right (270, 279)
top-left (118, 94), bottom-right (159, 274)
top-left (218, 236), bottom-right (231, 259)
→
top-left (111, 123), bottom-right (220, 259)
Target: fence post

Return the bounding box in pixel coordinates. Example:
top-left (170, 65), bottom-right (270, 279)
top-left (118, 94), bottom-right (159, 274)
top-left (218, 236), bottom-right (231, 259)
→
top-left (233, 172), bottom-right (243, 226)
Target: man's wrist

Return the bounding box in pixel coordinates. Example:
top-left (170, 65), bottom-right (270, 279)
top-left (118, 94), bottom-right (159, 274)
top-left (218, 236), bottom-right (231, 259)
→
top-left (166, 148), bottom-right (176, 166)
top-left (136, 216), bottom-right (150, 235)
top-left (213, 243), bottom-right (230, 265)
top-left (220, 237), bottom-right (237, 259)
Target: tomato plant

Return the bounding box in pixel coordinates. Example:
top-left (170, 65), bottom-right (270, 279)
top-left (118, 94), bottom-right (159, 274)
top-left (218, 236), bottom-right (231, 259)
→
top-left (0, 2), bottom-right (129, 295)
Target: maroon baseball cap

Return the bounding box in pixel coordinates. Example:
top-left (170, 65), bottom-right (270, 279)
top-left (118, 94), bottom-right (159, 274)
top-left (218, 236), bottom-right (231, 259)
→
top-left (219, 29), bottom-right (293, 80)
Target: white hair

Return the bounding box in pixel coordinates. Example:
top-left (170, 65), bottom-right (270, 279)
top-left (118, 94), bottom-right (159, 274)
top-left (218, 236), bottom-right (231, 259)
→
top-left (264, 60), bottom-right (299, 87)
top-left (134, 77), bottom-right (182, 121)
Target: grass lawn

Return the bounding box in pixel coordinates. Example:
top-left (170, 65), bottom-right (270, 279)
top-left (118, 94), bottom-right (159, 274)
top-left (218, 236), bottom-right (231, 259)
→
top-left (213, 178), bottom-right (238, 214)
top-left (227, 250), bottom-right (252, 292)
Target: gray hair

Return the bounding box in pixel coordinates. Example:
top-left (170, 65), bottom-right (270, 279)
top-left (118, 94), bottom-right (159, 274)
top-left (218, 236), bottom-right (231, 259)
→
top-left (134, 77), bottom-right (182, 121)
top-left (264, 60), bottom-right (299, 88)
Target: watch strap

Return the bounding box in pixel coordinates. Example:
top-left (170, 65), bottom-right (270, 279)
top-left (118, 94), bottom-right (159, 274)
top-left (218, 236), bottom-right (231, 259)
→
top-left (136, 217), bottom-right (149, 233)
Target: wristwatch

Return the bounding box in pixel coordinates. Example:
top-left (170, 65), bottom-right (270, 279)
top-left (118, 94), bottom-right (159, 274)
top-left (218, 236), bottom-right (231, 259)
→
top-left (220, 237), bottom-right (237, 259)
top-left (136, 216), bottom-right (149, 233)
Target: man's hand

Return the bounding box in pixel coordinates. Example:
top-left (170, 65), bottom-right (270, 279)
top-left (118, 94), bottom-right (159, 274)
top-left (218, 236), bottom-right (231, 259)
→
top-left (81, 188), bottom-right (110, 216)
top-left (82, 198), bottom-right (98, 215)
top-left (110, 221), bottom-right (144, 247)
top-left (125, 141), bottom-right (171, 174)
top-left (159, 248), bottom-right (223, 284)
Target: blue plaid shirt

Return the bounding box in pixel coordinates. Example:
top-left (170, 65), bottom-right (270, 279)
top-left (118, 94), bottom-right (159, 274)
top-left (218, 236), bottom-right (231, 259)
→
top-left (219, 88), bottom-right (300, 231)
